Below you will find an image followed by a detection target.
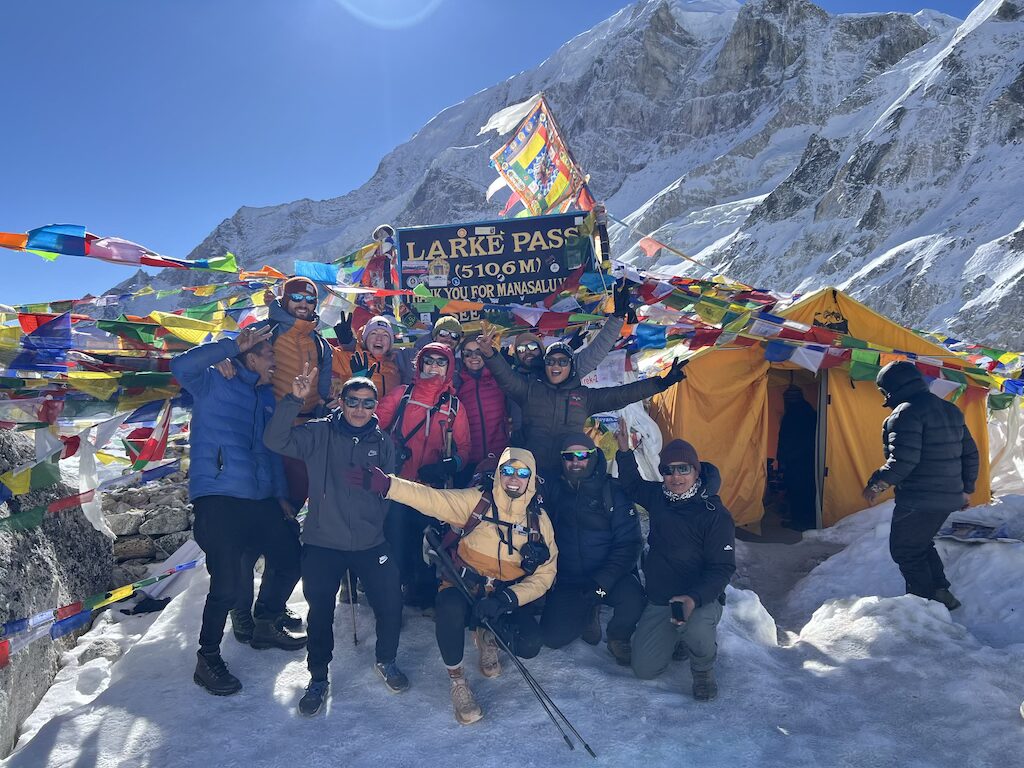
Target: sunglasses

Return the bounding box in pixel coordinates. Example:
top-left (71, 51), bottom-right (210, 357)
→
top-left (516, 342), bottom-right (540, 353)
top-left (561, 449), bottom-right (596, 462)
top-left (659, 463), bottom-right (695, 476)
top-left (343, 396), bottom-right (378, 410)
top-left (422, 356), bottom-right (449, 367)
top-left (436, 329), bottom-right (462, 340)
top-left (288, 293), bottom-right (317, 304)
top-left (499, 465), bottom-right (532, 479)
top-left (545, 356), bottom-right (572, 367)
top-left (462, 348), bottom-right (484, 358)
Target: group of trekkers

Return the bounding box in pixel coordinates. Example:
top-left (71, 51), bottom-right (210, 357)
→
top-left (171, 272), bottom-right (979, 724)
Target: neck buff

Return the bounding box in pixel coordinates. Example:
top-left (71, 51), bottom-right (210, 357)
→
top-left (663, 478), bottom-right (701, 504)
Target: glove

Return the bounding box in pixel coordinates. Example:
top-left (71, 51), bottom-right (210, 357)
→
top-left (418, 458), bottom-right (458, 486)
top-left (565, 326), bottom-right (586, 351)
top-left (581, 580), bottom-right (606, 605)
top-left (661, 357), bottom-right (688, 388)
top-left (343, 465), bottom-right (391, 495)
top-left (350, 351), bottom-right (380, 378)
top-left (334, 313), bottom-right (354, 345)
top-left (612, 279), bottom-right (631, 319)
top-left (473, 589), bottom-right (518, 622)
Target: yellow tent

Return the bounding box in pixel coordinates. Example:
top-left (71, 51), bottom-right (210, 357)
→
top-left (649, 288), bottom-right (992, 528)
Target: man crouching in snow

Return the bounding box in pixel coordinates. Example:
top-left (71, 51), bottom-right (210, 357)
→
top-left (265, 364), bottom-right (408, 716)
top-left (347, 447), bottom-right (557, 725)
top-left (170, 325), bottom-right (306, 698)
top-left (862, 360), bottom-right (980, 611)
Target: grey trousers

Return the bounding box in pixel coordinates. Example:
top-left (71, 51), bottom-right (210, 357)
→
top-left (631, 601), bottom-right (723, 678)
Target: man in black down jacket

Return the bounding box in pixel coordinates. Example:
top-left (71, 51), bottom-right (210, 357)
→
top-left (265, 370), bottom-right (408, 716)
top-left (862, 360), bottom-right (980, 611)
top-left (539, 433), bottom-right (645, 666)
top-left (617, 434), bottom-right (735, 702)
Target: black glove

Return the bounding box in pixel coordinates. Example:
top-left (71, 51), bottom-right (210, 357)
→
top-left (334, 313), bottom-right (354, 345)
top-left (580, 580), bottom-right (605, 605)
top-left (661, 357), bottom-right (688, 388)
top-left (417, 457), bottom-right (458, 485)
top-left (612, 279), bottom-right (631, 319)
top-left (350, 351), bottom-right (380, 378)
top-left (473, 589), bottom-right (518, 622)
top-left (565, 326), bottom-right (586, 351)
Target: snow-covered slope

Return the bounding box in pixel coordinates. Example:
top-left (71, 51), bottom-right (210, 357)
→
top-left (114, 0), bottom-right (1024, 347)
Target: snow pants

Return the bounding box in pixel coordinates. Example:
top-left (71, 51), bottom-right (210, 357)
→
top-left (889, 504), bottom-right (953, 598)
top-left (540, 573), bottom-right (647, 647)
top-left (301, 543), bottom-right (403, 681)
top-left (192, 496), bottom-right (301, 651)
top-left (434, 586), bottom-right (542, 667)
top-left (631, 601), bottom-right (723, 678)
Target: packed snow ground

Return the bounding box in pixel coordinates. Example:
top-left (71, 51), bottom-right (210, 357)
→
top-left (5, 497), bottom-right (1024, 768)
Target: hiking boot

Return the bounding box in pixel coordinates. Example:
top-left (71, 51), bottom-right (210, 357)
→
top-left (475, 628), bottom-right (501, 678)
top-left (193, 650), bottom-right (241, 696)
top-left (607, 639), bottom-right (632, 667)
top-left (672, 640), bottom-right (688, 662)
top-left (278, 607), bottom-right (303, 630)
top-left (581, 605), bottom-right (602, 646)
top-left (374, 660), bottom-right (410, 693)
top-left (250, 617), bottom-right (307, 651)
top-left (932, 588), bottom-right (962, 611)
top-left (448, 668), bottom-right (483, 725)
top-left (229, 609), bottom-right (254, 644)
top-left (692, 668), bottom-right (718, 702)
top-left (298, 679), bottom-right (330, 716)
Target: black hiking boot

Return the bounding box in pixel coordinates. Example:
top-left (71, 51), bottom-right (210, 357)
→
top-left (250, 617), bottom-right (307, 651)
top-left (931, 588), bottom-right (962, 611)
top-left (193, 650), bottom-right (242, 696)
top-left (607, 639), bottom-right (632, 666)
top-left (692, 668), bottom-right (718, 702)
top-left (581, 605), bottom-right (602, 645)
top-left (277, 607), bottom-right (303, 630)
top-left (374, 660), bottom-right (410, 693)
top-left (298, 679), bottom-right (330, 716)
top-left (229, 609), bottom-right (254, 643)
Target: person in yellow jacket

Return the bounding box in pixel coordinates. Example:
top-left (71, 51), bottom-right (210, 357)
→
top-left (349, 447), bottom-right (557, 725)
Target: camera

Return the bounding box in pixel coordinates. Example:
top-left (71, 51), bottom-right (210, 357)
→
top-left (518, 540), bottom-right (550, 575)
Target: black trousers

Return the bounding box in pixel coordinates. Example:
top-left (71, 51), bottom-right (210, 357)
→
top-left (434, 586), bottom-right (542, 667)
top-left (384, 502), bottom-right (437, 608)
top-left (889, 504), bottom-right (953, 598)
top-left (540, 573), bottom-right (647, 647)
top-left (302, 543), bottom-right (403, 681)
top-left (234, 518), bottom-right (301, 614)
top-left (192, 496), bottom-right (301, 651)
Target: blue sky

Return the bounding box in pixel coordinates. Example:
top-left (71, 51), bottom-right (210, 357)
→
top-left (0, 0), bottom-right (980, 305)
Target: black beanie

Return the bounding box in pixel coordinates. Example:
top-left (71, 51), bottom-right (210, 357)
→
top-left (559, 432), bottom-right (596, 451)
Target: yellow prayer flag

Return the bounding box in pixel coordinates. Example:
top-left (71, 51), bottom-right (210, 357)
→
top-left (149, 312), bottom-right (218, 346)
top-left (68, 371), bottom-right (121, 401)
top-left (92, 585), bottom-right (135, 610)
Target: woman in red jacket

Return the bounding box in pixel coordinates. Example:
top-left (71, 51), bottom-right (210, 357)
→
top-left (456, 337), bottom-right (509, 486)
top-left (376, 342), bottom-right (471, 609)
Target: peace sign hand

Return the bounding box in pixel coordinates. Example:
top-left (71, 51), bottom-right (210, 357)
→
top-left (477, 322), bottom-right (499, 357)
top-left (293, 362), bottom-right (319, 400)
top-left (236, 324), bottom-right (273, 354)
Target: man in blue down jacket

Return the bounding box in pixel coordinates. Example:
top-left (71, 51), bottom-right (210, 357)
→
top-left (617, 434), bottom-right (735, 702)
top-left (170, 325), bottom-right (305, 698)
top-left (863, 360), bottom-right (979, 611)
top-left (539, 433), bottom-right (645, 667)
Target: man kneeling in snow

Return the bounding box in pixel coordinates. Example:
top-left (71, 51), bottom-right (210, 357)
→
top-left (862, 360), bottom-right (980, 611)
top-left (265, 365), bottom-right (408, 716)
top-left (347, 448), bottom-right (557, 725)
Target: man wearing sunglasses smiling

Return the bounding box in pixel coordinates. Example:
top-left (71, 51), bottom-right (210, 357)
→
top-left (539, 433), bottom-right (644, 667)
top-left (265, 366), bottom-right (409, 714)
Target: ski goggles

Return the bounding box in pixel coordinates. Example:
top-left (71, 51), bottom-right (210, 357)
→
top-left (499, 464), bottom-right (532, 479)
top-left (561, 449), bottom-right (596, 462)
top-left (287, 292), bottom-right (317, 304)
top-left (435, 329), bottom-right (462, 341)
top-left (421, 355), bottom-right (449, 367)
top-left (659, 463), bottom-right (695, 476)
top-left (343, 396), bottom-right (378, 410)
top-left (544, 355), bottom-right (572, 367)
top-left (516, 342), bottom-right (541, 354)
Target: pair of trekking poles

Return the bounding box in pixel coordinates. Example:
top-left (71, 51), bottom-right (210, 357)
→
top-left (424, 528), bottom-right (596, 757)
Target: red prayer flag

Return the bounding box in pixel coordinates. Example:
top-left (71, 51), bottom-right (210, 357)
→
top-left (638, 237), bottom-right (662, 258)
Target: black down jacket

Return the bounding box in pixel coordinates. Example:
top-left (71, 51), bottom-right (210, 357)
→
top-left (869, 361), bottom-right (980, 511)
top-left (544, 451), bottom-right (643, 590)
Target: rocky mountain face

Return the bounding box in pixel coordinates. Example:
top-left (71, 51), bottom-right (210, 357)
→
top-left (115, 0), bottom-right (1024, 347)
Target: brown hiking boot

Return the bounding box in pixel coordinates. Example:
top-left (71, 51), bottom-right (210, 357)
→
top-left (581, 605), bottom-right (602, 645)
top-left (448, 667), bottom-right (483, 725)
top-left (475, 628), bottom-right (501, 678)
top-left (607, 639), bottom-right (631, 666)
top-left (692, 668), bottom-right (718, 702)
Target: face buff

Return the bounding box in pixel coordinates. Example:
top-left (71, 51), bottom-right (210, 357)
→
top-left (663, 478), bottom-right (701, 504)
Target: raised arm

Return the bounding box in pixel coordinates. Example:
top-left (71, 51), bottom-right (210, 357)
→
top-left (575, 316), bottom-right (624, 379)
top-left (615, 448), bottom-right (661, 511)
top-left (478, 324), bottom-right (530, 404)
top-left (263, 363), bottom-right (324, 460)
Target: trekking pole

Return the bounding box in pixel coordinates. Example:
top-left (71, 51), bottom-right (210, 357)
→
top-left (347, 569), bottom-right (358, 646)
top-left (425, 529), bottom-right (596, 757)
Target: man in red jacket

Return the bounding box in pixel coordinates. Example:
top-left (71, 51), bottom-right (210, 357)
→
top-left (376, 342), bottom-right (471, 609)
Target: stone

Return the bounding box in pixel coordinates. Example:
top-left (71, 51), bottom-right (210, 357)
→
top-left (153, 531), bottom-right (192, 557)
top-left (138, 507), bottom-right (189, 536)
top-left (112, 536), bottom-right (157, 563)
top-left (104, 510), bottom-right (145, 537)
top-left (78, 638), bottom-right (123, 665)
